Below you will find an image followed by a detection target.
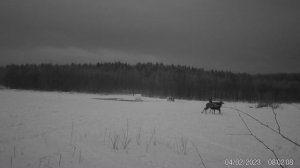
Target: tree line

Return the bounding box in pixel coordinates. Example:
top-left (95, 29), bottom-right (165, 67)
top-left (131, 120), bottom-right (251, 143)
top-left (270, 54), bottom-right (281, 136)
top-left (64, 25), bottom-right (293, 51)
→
top-left (0, 62), bottom-right (299, 102)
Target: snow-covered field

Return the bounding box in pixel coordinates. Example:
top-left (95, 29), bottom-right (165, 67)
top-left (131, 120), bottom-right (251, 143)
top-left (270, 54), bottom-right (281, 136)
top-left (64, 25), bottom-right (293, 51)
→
top-left (0, 89), bottom-right (299, 168)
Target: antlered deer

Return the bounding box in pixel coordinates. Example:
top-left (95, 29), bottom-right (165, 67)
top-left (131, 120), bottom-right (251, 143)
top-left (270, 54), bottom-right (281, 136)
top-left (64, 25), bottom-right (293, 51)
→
top-left (201, 101), bottom-right (224, 114)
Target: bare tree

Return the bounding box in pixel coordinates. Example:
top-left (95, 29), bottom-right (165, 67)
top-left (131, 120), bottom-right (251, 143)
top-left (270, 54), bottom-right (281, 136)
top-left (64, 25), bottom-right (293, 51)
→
top-left (225, 107), bottom-right (300, 147)
top-left (236, 111), bottom-right (284, 168)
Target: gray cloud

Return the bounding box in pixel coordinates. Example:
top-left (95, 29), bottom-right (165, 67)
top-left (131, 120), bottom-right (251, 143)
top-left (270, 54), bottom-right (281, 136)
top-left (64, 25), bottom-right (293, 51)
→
top-left (0, 0), bottom-right (299, 73)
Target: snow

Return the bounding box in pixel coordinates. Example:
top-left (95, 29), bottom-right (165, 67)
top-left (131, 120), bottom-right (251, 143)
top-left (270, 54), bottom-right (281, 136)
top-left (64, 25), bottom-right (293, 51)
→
top-left (0, 89), bottom-right (299, 168)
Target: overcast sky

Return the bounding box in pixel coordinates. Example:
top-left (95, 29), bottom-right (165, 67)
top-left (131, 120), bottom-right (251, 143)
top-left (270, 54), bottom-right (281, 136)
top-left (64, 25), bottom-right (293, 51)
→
top-left (0, 0), bottom-right (299, 73)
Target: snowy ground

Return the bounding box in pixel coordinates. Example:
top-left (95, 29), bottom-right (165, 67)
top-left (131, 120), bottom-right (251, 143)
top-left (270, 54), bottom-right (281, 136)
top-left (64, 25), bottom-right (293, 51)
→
top-left (0, 89), bottom-right (299, 168)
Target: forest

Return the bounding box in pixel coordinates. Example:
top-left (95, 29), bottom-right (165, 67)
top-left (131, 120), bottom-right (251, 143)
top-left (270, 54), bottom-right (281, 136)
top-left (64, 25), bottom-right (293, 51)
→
top-left (0, 62), bottom-right (299, 102)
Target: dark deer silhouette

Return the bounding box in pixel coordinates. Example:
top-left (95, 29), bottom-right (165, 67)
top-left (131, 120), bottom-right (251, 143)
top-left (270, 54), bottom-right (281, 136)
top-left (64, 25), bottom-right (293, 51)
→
top-left (202, 101), bottom-right (224, 114)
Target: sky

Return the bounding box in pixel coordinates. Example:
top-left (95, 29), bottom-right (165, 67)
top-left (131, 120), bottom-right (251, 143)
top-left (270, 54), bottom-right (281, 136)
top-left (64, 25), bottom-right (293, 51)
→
top-left (0, 0), bottom-right (299, 73)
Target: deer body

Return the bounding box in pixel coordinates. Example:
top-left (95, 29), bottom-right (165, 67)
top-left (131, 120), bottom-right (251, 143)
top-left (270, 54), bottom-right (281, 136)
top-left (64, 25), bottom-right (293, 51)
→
top-left (202, 101), bottom-right (224, 114)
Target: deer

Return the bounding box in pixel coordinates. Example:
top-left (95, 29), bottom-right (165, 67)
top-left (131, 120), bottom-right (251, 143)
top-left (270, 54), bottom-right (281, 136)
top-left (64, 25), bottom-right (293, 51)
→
top-left (201, 101), bottom-right (224, 114)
